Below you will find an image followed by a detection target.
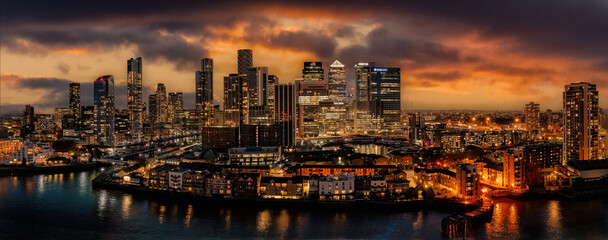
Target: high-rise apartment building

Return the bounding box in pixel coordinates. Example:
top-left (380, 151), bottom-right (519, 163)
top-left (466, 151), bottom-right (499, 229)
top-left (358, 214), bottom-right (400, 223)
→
top-left (328, 60), bottom-right (346, 102)
top-left (94, 75), bottom-right (115, 146)
top-left (525, 102), bottom-right (541, 130)
top-left (69, 82), bottom-right (81, 121)
top-left (156, 83), bottom-right (168, 123)
top-left (302, 62), bottom-right (324, 81)
top-left (127, 57), bottom-right (143, 137)
top-left (238, 49), bottom-right (253, 75)
top-left (168, 92), bottom-right (184, 123)
top-left (195, 58), bottom-right (213, 127)
top-left (148, 94), bottom-right (158, 125)
top-left (247, 67), bottom-right (269, 107)
top-left (224, 74), bottom-right (248, 126)
top-left (563, 82), bottom-right (600, 162)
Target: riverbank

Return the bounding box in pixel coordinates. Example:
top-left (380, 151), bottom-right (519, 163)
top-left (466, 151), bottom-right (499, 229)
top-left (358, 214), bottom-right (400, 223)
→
top-left (0, 162), bottom-right (109, 176)
top-left (92, 173), bottom-right (477, 211)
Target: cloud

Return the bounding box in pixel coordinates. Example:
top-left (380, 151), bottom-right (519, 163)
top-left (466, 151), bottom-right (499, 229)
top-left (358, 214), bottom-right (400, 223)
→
top-left (57, 62), bottom-right (70, 75)
top-left (0, 74), bottom-right (159, 114)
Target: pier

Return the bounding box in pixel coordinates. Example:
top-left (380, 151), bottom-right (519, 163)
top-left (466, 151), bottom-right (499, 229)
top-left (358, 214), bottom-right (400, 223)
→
top-left (441, 197), bottom-right (494, 238)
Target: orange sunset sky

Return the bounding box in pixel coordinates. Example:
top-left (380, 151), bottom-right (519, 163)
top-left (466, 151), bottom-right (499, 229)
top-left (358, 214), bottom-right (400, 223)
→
top-left (2, 1), bottom-right (608, 114)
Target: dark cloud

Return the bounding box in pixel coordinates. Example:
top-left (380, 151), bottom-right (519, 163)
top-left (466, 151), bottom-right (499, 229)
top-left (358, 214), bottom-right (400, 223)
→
top-left (0, 74), bottom-right (159, 114)
top-left (338, 27), bottom-right (467, 66)
top-left (2, 27), bottom-right (207, 71)
top-left (57, 62), bottom-right (71, 75)
top-left (264, 30), bottom-right (337, 58)
top-left (415, 71), bottom-right (465, 82)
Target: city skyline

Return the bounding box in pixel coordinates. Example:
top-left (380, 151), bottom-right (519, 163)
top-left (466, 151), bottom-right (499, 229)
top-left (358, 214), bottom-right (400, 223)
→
top-left (3, 1), bottom-right (608, 114)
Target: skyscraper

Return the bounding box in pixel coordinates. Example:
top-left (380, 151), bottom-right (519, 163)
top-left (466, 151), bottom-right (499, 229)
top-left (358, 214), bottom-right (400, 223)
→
top-left (371, 67), bottom-right (401, 132)
top-left (302, 62), bottom-right (324, 81)
top-left (69, 82), bottom-right (81, 121)
top-left (275, 83), bottom-right (296, 147)
top-left (525, 102), bottom-right (541, 130)
top-left (156, 83), bottom-right (168, 123)
top-left (168, 92), bottom-right (184, 123)
top-left (328, 60), bottom-right (346, 102)
top-left (127, 57), bottom-right (143, 137)
top-left (23, 105), bottom-right (35, 132)
top-left (94, 75), bottom-right (115, 146)
top-left (296, 80), bottom-right (329, 137)
top-left (148, 94), bottom-right (158, 125)
top-left (247, 67), bottom-right (269, 107)
top-left (238, 49), bottom-right (253, 75)
top-left (224, 74), bottom-right (248, 126)
top-left (195, 58), bottom-right (213, 127)
top-left (563, 82), bottom-right (600, 162)
top-left (355, 62), bottom-right (375, 101)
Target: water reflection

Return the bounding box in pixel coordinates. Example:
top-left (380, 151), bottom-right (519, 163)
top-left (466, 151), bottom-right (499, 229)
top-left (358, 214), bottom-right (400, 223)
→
top-left (0, 173), bottom-right (606, 239)
top-left (184, 204), bottom-right (193, 228)
top-left (547, 200), bottom-right (562, 237)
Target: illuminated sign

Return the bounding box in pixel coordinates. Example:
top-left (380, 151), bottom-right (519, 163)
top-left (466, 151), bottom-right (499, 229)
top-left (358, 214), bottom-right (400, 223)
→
top-left (373, 68), bottom-right (388, 72)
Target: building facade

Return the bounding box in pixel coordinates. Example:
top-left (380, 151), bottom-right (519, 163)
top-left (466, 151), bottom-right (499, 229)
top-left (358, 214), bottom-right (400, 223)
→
top-left (563, 82), bottom-right (599, 162)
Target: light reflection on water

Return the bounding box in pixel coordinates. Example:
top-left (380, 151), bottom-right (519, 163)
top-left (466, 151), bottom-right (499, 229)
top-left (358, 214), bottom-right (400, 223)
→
top-left (0, 171), bottom-right (606, 239)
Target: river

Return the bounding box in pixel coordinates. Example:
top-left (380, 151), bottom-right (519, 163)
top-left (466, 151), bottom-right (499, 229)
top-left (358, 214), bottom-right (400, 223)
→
top-left (0, 171), bottom-right (606, 239)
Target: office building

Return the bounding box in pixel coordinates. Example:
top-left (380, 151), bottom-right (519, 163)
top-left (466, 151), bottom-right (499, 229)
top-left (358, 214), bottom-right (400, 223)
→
top-left (69, 82), bottom-right (81, 121)
top-left (563, 82), bottom-right (600, 162)
top-left (94, 75), bottom-right (115, 146)
top-left (525, 102), bottom-right (541, 130)
top-left (296, 80), bottom-right (329, 138)
top-left (370, 67), bottom-right (401, 132)
top-left (195, 58), bottom-right (214, 127)
top-left (302, 62), bottom-right (324, 81)
top-left (127, 57), bottom-right (143, 137)
top-left (355, 62), bottom-right (374, 102)
top-left (239, 124), bottom-right (283, 147)
top-left (275, 84), bottom-right (296, 148)
top-left (328, 60), bottom-right (346, 102)
top-left (201, 126), bottom-right (239, 151)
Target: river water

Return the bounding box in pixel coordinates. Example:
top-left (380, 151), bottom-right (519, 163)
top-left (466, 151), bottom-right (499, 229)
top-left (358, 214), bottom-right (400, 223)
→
top-left (0, 171), bottom-right (606, 239)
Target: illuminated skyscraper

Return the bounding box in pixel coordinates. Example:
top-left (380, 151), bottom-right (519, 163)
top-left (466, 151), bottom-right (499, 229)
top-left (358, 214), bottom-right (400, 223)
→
top-left (148, 94), bottom-right (158, 125)
top-left (525, 102), bottom-right (541, 130)
top-left (94, 75), bottom-right (115, 146)
top-left (195, 58), bottom-right (213, 127)
top-left (247, 67), bottom-right (269, 107)
top-left (69, 82), bottom-right (81, 121)
top-left (274, 83), bottom-right (296, 147)
top-left (238, 49), bottom-right (253, 75)
top-left (156, 83), bottom-right (168, 123)
top-left (168, 92), bottom-right (184, 123)
top-left (370, 67), bottom-right (401, 132)
top-left (355, 62), bottom-right (374, 102)
top-left (328, 60), bottom-right (346, 102)
top-left (296, 80), bottom-right (328, 137)
top-left (563, 82), bottom-right (599, 162)
top-left (224, 74), bottom-right (248, 126)
top-left (127, 57), bottom-right (143, 137)
top-left (302, 62), bottom-right (324, 81)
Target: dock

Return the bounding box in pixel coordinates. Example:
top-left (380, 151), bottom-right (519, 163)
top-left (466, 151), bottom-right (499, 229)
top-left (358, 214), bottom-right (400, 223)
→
top-left (441, 197), bottom-right (494, 238)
